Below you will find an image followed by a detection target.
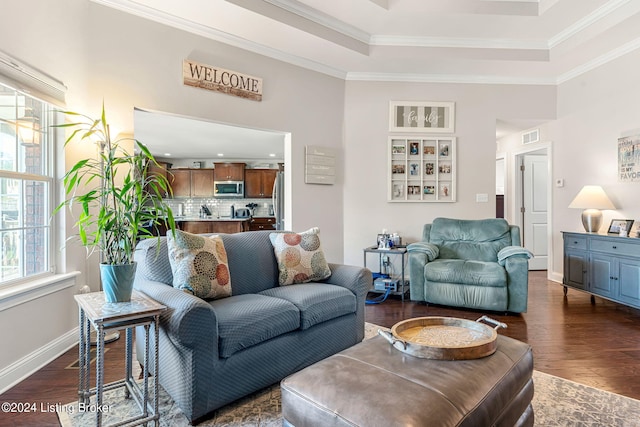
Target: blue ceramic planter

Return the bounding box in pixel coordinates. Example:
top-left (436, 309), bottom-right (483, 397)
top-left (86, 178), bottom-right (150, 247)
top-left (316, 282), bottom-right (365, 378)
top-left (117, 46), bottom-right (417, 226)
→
top-left (100, 262), bottom-right (137, 302)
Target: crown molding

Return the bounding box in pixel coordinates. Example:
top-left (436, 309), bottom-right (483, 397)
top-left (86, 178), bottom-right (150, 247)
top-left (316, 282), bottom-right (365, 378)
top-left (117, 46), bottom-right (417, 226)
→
top-left (92, 0), bottom-right (640, 87)
top-left (91, 0), bottom-right (347, 79)
top-left (345, 72), bottom-right (557, 86)
top-left (370, 35), bottom-right (547, 50)
top-left (262, 0), bottom-right (371, 44)
top-left (556, 36), bottom-right (640, 84)
top-left (548, 0), bottom-right (631, 48)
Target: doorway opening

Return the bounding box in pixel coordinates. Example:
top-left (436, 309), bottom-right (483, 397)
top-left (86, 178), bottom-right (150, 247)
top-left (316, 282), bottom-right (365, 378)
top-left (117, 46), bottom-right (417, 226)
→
top-left (514, 146), bottom-right (551, 271)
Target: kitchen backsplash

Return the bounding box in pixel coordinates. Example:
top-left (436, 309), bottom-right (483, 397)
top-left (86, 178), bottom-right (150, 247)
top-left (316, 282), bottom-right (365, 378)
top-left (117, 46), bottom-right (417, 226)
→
top-left (165, 198), bottom-right (273, 218)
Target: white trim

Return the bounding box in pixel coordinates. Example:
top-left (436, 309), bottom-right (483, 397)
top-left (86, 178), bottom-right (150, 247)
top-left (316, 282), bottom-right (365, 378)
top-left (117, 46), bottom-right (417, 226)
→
top-left (0, 272), bottom-right (79, 312)
top-left (262, 0), bottom-right (370, 44)
top-left (371, 35), bottom-right (547, 50)
top-left (90, 0), bottom-right (347, 79)
top-left (0, 50), bottom-right (67, 94)
top-left (557, 36), bottom-right (640, 84)
top-left (511, 142), bottom-right (554, 274)
top-left (92, 0), bottom-right (640, 86)
top-left (346, 72), bottom-right (557, 85)
top-left (0, 326), bottom-right (78, 394)
top-left (548, 0), bottom-right (632, 48)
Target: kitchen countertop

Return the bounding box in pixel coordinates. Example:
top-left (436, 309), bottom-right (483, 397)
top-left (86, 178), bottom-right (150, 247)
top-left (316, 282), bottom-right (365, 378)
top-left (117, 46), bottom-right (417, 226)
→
top-left (174, 216), bottom-right (250, 222)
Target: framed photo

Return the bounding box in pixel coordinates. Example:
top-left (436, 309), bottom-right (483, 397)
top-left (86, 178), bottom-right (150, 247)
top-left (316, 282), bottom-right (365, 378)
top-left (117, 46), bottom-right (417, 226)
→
top-left (392, 144), bottom-right (405, 155)
top-left (389, 101), bottom-right (455, 133)
top-left (607, 219), bottom-right (634, 234)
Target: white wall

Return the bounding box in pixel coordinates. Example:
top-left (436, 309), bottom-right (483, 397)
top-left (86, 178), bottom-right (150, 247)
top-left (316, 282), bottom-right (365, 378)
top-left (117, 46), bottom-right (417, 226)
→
top-left (0, 0), bottom-right (345, 391)
top-left (550, 48), bottom-right (640, 276)
top-left (497, 48), bottom-right (640, 279)
top-left (342, 81), bottom-right (556, 267)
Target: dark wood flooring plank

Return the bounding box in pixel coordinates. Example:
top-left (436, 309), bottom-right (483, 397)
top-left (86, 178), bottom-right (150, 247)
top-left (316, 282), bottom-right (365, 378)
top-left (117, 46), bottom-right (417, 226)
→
top-left (1, 271), bottom-right (639, 426)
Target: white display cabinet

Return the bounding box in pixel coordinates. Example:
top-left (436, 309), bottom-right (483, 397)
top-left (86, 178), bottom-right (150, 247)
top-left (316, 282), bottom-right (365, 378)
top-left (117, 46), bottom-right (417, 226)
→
top-left (388, 136), bottom-right (456, 202)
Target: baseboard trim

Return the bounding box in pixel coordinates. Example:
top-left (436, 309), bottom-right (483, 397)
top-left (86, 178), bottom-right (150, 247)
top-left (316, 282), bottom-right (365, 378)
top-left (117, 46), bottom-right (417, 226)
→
top-left (0, 327), bottom-right (78, 395)
top-left (548, 271), bottom-right (563, 283)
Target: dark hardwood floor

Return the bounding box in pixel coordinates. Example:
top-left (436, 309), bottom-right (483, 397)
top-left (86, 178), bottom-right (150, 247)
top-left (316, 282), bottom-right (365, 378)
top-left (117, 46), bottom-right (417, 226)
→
top-left (2, 271), bottom-right (640, 426)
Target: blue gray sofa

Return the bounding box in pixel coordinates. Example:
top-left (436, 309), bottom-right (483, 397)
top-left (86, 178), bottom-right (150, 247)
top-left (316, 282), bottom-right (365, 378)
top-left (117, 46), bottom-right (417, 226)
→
top-left (132, 230), bottom-right (371, 423)
top-left (408, 218), bottom-right (530, 313)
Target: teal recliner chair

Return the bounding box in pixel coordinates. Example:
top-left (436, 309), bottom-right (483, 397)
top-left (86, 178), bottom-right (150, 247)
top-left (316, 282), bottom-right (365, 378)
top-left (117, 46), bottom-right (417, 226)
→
top-left (408, 218), bottom-right (531, 313)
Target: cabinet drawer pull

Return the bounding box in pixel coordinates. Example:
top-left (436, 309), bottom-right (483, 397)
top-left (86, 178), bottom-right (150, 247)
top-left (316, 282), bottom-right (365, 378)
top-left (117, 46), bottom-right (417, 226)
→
top-left (612, 246), bottom-right (617, 249)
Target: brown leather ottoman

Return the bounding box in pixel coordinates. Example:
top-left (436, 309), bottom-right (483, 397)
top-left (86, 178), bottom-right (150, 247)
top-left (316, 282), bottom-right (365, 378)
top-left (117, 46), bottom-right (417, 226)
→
top-left (281, 334), bottom-right (534, 427)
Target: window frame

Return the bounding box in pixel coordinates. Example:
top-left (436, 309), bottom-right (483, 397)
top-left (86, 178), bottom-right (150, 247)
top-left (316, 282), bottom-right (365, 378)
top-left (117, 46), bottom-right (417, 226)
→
top-left (0, 81), bottom-right (57, 288)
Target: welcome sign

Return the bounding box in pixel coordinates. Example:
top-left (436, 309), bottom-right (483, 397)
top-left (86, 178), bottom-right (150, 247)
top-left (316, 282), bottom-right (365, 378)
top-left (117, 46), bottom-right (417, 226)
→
top-left (183, 59), bottom-right (263, 101)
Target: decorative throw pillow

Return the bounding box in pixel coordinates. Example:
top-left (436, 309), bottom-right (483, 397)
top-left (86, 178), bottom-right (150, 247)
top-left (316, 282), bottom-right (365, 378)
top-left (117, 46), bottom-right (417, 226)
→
top-left (269, 227), bottom-right (331, 286)
top-left (167, 229), bottom-right (232, 300)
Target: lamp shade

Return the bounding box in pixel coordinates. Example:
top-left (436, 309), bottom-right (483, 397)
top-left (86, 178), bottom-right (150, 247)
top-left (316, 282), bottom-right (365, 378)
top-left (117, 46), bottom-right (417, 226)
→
top-left (568, 185), bottom-right (615, 210)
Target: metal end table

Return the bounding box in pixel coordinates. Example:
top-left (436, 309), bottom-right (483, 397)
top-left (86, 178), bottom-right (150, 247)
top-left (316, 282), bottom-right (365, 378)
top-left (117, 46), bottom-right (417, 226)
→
top-left (74, 290), bottom-right (166, 427)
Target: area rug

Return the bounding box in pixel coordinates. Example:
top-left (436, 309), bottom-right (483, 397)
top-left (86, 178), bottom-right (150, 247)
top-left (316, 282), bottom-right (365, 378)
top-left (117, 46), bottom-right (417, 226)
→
top-left (58, 324), bottom-right (640, 426)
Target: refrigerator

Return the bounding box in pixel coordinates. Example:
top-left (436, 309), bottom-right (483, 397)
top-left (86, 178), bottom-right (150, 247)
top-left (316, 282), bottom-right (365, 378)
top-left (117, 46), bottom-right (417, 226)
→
top-left (272, 171), bottom-right (285, 230)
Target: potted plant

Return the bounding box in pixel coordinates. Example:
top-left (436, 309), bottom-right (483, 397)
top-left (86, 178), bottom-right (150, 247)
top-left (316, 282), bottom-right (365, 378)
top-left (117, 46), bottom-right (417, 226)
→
top-left (55, 104), bottom-right (175, 302)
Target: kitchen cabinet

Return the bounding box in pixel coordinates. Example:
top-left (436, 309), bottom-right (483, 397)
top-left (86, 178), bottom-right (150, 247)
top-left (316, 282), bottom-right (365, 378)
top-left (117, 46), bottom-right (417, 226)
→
top-left (169, 169), bottom-right (215, 198)
top-left (213, 220), bottom-right (249, 234)
top-left (249, 217), bottom-right (276, 231)
top-left (179, 220), bottom-right (249, 234)
top-left (180, 221), bottom-right (212, 234)
top-left (144, 161), bottom-right (170, 196)
top-left (169, 169), bottom-right (191, 197)
top-left (562, 232), bottom-right (640, 309)
top-left (245, 169), bottom-right (277, 198)
top-left (191, 169), bottom-right (215, 197)
top-left (214, 163), bottom-right (245, 181)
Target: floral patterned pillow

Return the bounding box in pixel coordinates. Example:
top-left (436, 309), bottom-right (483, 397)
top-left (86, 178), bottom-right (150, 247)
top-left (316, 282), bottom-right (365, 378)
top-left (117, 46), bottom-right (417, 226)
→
top-left (269, 227), bottom-right (331, 286)
top-left (167, 230), bottom-right (232, 300)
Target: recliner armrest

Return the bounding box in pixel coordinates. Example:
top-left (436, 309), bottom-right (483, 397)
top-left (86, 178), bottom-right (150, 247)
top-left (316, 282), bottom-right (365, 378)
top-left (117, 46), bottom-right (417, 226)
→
top-left (497, 246), bottom-right (533, 266)
top-left (407, 242), bottom-right (439, 261)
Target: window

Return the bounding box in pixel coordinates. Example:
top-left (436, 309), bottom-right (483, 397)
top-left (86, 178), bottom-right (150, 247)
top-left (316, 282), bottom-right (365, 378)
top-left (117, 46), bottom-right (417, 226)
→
top-left (0, 82), bottom-right (55, 285)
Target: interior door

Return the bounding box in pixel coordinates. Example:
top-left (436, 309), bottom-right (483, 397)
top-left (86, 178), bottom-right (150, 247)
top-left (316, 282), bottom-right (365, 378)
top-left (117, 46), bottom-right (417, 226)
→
top-left (522, 153), bottom-right (548, 270)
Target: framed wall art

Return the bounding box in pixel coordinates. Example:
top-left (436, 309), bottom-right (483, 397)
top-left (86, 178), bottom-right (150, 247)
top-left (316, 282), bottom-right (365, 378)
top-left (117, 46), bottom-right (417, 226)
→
top-left (388, 136), bottom-right (456, 202)
top-left (618, 134), bottom-right (640, 182)
top-left (389, 101), bottom-right (455, 133)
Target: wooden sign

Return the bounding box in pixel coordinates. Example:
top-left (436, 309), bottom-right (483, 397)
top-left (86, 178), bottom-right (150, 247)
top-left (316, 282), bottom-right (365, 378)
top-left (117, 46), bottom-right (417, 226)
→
top-left (305, 145), bottom-right (336, 185)
top-left (183, 59), bottom-right (262, 101)
top-left (389, 101), bottom-right (455, 133)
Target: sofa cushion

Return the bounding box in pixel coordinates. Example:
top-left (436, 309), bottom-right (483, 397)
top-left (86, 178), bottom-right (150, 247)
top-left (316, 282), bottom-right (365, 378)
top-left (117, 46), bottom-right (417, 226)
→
top-left (425, 259), bottom-right (506, 287)
top-left (269, 227), bottom-right (331, 286)
top-left (167, 230), bottom-right (232, 300)
top-left (211, 294), bottom-right (300, 358)
top-left (220, 231), bottom-right (280, 295)
top-left (259, 284), bottom-right (356, 330)
top-left (428, 218), bottom-right (512, 261)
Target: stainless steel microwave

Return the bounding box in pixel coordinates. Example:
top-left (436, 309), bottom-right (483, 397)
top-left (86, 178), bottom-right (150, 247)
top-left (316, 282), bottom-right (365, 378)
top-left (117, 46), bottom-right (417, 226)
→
top-left (214, 181), bottom-right (244, 198)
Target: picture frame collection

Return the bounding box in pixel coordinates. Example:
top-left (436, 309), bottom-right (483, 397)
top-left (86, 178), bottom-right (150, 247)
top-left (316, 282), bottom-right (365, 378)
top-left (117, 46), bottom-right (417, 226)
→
top-left (389, 137), bottom-right (456, 202)
top-left (387, 101), bottom-right (456, 202)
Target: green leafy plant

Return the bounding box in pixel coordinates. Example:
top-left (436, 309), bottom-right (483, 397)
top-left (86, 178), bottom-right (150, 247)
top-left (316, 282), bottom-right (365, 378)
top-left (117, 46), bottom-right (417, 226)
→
top-left (55, 104), bottom-right (175, 265)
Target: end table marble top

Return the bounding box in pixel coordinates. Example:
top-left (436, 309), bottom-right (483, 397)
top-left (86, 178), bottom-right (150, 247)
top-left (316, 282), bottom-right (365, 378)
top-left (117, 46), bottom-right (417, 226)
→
top-left (74, 290), bottom-right (166, 324)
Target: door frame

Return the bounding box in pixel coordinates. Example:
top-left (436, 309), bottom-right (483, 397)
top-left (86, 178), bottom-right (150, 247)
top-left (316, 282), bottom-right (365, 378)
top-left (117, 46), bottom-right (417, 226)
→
top-left (496, 142), bottom-right (554, 272)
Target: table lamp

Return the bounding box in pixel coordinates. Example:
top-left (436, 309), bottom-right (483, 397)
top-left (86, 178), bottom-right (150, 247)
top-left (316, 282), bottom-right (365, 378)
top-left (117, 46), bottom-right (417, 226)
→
top-left (568, 185), bottom-right (615, 232)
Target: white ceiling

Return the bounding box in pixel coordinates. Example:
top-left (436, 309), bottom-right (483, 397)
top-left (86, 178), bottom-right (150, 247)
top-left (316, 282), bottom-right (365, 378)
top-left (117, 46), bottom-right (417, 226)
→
top-left (134, 108), bottom-right (286, 160)
top-left (107, 0), bottom-right (640, 157)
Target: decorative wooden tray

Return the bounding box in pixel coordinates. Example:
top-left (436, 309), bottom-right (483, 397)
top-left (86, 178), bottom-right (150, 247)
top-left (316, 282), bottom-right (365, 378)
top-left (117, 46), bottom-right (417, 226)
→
top-left (379, 316), bottom-right (507, 360)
